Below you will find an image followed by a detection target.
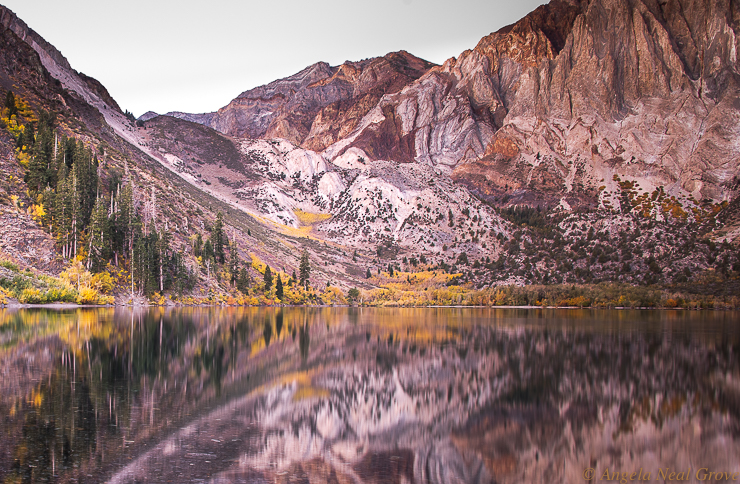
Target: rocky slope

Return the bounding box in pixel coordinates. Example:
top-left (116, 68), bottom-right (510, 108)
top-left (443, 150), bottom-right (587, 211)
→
top-left (140, 114), bottom-right (508, 265)
top-left (455, 0), bottom-right (740, 209)
top-left (170, 0), bottom-right (740, 213)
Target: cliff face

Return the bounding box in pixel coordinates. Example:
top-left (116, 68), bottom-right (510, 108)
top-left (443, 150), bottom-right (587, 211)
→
top-left (171, 51), bottom-right (436, 149)
top-left (452, 0), bottom-right (740, 206)
top-left (162, 0), bottom-right (740, 211)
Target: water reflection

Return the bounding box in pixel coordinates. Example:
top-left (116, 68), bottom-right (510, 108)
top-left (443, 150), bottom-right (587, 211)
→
top-left (0, 308), bottom-right (738, 483)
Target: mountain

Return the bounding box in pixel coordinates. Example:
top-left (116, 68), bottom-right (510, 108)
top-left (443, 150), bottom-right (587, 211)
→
top-left (0, 0), bottom-right (738, 297)
top-left (173, 0), bottom-right (740, 212)
top-left (167, 52), bottom-right (435, 148)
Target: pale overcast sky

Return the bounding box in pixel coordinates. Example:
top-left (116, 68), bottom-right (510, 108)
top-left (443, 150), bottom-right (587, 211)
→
top-left (3, 0), bottom-right (548, 116)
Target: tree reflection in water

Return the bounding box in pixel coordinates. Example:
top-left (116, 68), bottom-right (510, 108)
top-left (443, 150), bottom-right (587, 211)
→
top-left (0, 308), bottom-right (738, 483)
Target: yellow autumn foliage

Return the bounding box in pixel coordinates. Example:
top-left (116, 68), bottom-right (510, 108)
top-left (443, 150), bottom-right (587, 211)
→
top-left (293, 209), bottom-right (332, 225)
top-left (28, 203), bottom-right (45, 223)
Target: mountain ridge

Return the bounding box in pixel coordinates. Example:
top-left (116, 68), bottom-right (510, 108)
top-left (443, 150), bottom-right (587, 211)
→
top-left (165, 0), bottom-right (740, 212)
top-left (0, 0), bottom-right (738, 299)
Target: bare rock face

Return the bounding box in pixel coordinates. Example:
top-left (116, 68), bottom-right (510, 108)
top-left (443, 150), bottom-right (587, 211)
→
top-left (162, 0), bottom-right (740, 212)
top-left (182, 52), bottom-right (435, 148)
top-left (0, 209), bottom-right (60, 273)
top-left (311, 0), bottom-right (740, 208)
top-left (452, 0), bottom-right (740, 206)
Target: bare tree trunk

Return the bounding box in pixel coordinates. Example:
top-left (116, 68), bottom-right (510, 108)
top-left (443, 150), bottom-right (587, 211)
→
top-left (131, 239), bottom-right (134, 298)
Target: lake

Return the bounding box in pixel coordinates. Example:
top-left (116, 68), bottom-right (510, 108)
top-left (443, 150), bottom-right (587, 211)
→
top-left (1, 307), bottom-right (738, 483)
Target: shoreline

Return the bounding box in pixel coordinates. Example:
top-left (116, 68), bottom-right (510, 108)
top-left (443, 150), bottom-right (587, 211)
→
top-left (0, 303), bottom-right (733, 311)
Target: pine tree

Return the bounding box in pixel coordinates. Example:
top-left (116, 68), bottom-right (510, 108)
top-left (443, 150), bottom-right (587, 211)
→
top-left (25, 111), bottom-right (55, 195)
top-left (264, 265), bottom-right (273, 290)
top-left (236, 268), bottom-right (250, 294)
top-left (203, 239), bottom-right (214, 261)
top-left (299, 250), bottom-right (310, 289)
top-left (211, 212), bottom-right (225, 264)
top-left (71, 141), bottom-right (98, 227)
top-left (5, 90), bottom-right (17, 118)
top-left (88, 196), bottom-right (110, 272)
top-left (54, 164), bottom-right (73, 258)
top-left (275, 275), bottom-right (284, 300)
top-left (193, 233), bottom-right (203, 257)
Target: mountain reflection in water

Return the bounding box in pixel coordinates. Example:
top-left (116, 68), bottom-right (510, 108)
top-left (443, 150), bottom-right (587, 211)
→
top-left (0, 308), bottom-right (738, 483)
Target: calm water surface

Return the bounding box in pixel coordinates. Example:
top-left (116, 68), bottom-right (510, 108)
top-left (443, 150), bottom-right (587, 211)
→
top-left (0, 308), bottom-right (738, 483)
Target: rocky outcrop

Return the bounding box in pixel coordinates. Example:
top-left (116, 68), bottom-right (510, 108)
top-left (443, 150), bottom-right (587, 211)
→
top-left (0, 208), bottom-right (60, 273)
top-left (172, 51), bottom-right (435, 148)
top-left (164, 110), bottom-right (214, 126)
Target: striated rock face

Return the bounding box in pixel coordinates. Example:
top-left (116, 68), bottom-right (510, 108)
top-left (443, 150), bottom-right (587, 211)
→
top-left (316, 0), bottom-right (740, 207)
top-left (452, 0), bottom-right (740, 206)
top-left (159, 0), bottom-right (740, 215)
top-left (174, 52), bottom-right (435, 148)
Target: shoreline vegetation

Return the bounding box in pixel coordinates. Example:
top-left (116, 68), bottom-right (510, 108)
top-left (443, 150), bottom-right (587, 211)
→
top-left (1, 256), bottom-right (737, 310)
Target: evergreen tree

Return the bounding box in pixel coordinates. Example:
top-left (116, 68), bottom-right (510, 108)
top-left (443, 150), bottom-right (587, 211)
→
top-left (203, 239), bottom-right (214, 264)
top-left (112, 180), bottom-right (135, 266)
top-left (264, 265), bottom-right (273, 290)
top-left (62, 137), bottom-right (76, 170)
top-left (71, 140), bottom-right (98, 227)
top-left (25, 111), bottom-right (55, 195)
top-left (236, 268), bottom-right (251, 294)
top-left (211, 212), bottom-right (225, 263)
top-left (88, 196), bottom-right (110, 272)
top-left (366, 268), bottom-right (371, 279)
top-left (275, 275), bottom-right (284, 300)
top-left (53, 164), bottom-right (74, 258)
top-left (299, 250), bottom-right (310, 289)
top-left (171, 253), bottom-right (195, 294)
top-left (5, 90), bottom-right (17, 118)
top-left (193, 233), bottom-right (203, 257)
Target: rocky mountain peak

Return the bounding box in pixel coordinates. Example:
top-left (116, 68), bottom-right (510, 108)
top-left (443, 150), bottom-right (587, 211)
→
top-left (474, 0), bottom-right (583, 72)
top-left (169, 50), bottom-right (436, 149)
top-left (0, 6), bottom-right (72, 72)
